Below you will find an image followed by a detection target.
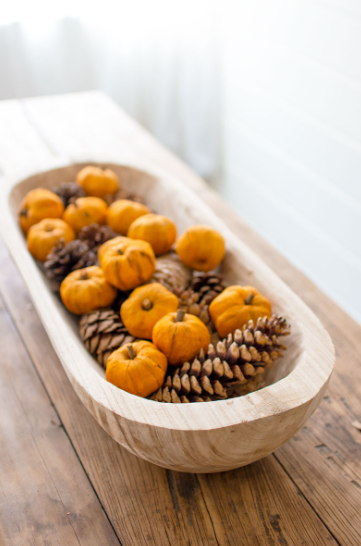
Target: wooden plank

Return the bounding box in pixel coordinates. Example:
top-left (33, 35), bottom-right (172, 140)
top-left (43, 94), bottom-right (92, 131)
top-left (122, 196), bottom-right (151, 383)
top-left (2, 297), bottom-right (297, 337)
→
top-left (0, 100), bottom-right (63, 177)
top-left (0, 293), bottom-right (120, 546)
top-left (0, 238), bottom-right (337, 545)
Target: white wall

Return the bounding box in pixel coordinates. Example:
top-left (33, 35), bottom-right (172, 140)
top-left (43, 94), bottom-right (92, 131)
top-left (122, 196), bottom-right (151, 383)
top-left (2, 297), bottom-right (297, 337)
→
top-left (220, 0), bottom-right (361, 324)
top-left (1, 0), bottom-right (360, 322)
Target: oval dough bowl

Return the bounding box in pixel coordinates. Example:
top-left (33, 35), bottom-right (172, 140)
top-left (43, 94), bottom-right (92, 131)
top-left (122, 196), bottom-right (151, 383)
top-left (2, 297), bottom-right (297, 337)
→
top-left (0, 161), bottom-right (335, 473)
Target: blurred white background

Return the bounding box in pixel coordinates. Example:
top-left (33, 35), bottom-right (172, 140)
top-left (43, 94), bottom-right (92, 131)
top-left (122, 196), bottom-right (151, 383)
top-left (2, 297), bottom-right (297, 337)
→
top-left (1, 0), bottom-right (360, 323)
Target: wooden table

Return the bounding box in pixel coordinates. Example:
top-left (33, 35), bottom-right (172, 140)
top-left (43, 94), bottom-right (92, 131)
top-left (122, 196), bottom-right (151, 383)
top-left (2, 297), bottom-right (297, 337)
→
top-left (0, 91), bottom-right (360, 546)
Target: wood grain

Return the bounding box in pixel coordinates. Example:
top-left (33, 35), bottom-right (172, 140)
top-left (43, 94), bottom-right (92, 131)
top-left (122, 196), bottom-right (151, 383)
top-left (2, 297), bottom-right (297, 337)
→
top-left (0, 238), bottom-right (337, 545)
top-left (0, 293), bottom-right (120, 546)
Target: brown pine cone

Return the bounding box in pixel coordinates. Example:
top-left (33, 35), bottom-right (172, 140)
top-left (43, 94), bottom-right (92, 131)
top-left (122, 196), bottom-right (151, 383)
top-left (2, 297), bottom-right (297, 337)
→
top-left (79, 308), bottom-right (136, 368)
top-left (43, 239), bottom-right (98, 292)
top-left (187, 272), bottom-right (227, 306)
top-left (149, 315), bottom-right (290, 403)
top-left (44, 224), bottom-right (117, 292)
top-left (149, 251), bottom-right (192, 294)
top-left (111, 289), bottom-right (132, 312)
top-left (104, 188), bottom-right (145, 206)
top-left (177, 272), bottom-right (226, 344)
top-left (78, 223), bottom-right (117, 249)
top-left (150, 373), bottom-right (265, 403)
top-left (53, 182), bottom-right (85, 207)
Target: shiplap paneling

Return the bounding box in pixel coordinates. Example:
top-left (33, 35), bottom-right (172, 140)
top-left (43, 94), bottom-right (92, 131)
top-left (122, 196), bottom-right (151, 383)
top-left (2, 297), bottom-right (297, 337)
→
top-left (220, 0), bottom-right (361, 324)
top-left (225, 128), bottom-right (361, 259)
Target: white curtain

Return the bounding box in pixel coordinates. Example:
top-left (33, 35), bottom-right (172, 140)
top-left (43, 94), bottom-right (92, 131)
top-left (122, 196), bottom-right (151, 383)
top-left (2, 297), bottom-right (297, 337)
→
top-left (0, 1), bottom-right (221, 180)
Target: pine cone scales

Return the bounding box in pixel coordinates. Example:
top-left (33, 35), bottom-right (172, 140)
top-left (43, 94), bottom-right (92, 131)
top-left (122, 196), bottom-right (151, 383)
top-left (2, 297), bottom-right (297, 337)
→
top-left (149, 252), bottom-right (192, 294)
top-left (79, 309), bottom-right (136, 368)
top-left (187, 272), bottom-right (227, 306)
top-left (104, 188), bottom-right (145, 205)
top-left (150, 315), bottom-right (290, 403)
top-left (53, 182), bottom-right (86, 206)
top-left (44, 239), bottom-right (97, 291)
top-left (78, 223), bottom-right (117, 249)
top-left (43, 223), bottom-right (117, 292)
top-left (177, 272), bottom-right (227, 343)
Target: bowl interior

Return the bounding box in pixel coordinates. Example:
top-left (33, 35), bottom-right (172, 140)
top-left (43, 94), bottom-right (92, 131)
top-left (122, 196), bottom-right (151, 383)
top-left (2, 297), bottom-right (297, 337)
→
top-left (9, 162), bottom-right (303, 387)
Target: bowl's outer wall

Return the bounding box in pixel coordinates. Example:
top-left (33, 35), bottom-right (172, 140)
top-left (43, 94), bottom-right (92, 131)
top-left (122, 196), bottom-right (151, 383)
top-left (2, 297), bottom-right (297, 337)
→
top-left (0, 161), bottom-right (335, 473)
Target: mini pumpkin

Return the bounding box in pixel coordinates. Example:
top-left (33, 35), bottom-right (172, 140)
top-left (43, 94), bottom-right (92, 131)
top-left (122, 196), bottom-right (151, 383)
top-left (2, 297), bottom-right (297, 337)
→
top-left (60, 265), bottom-right (117, 315)
top-left (98, 236), bottom-right (156, 291)
top-left (152, 309), bottom-right (210, 366)
top-left (106, 341), bottom-right (167, 397)
top-left (63, 196), bottom-right (108, 233)
top-left (76, 166), bottom-right (119, 198)
top-left (19, 188), bottom-right (64, 234)
top-left (209, 285), bottom-right (272, 338)
top-left (121, 283), bottom-right (179, 339)
top-left (107, 199), bottom-right (150, 235)
top-left (175, 225), bottom-right (225, 271)
top-left (27, 218), bottom-right (75, 262)
top-left (127, 214), bottom-right (177, 256)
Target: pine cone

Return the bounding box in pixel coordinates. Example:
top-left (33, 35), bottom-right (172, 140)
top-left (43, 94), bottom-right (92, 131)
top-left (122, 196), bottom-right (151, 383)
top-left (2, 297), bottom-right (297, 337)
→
top-left (149, 315), bottom-right (290, 403)
top-left (104, 188), bottom-right (145, 206)
top-left (111, 289), bottom-right (132, 312)
top-left (43, 224), bottom-right (116, 292)
top-left (151, 375), bottom-right (266, 403)
top-left (79, 308), bottom-right (136, 368)
top-left (177, 272), bottom-right (227, 343)
top-left (43, 239), bottom-right (98, 292)
top-left (149, 252), bottom-right (192, 294)
top-left (53, 182), bottom-right (85, 207)
top-left (78, 223), bottom-right (117, 249)
top-left (187, 272), bottom-right (227, 306)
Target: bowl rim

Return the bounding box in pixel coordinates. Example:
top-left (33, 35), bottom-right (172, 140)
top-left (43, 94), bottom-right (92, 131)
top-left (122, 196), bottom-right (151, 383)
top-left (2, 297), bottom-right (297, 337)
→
top-left (0, 157), bottom-right (335, 433)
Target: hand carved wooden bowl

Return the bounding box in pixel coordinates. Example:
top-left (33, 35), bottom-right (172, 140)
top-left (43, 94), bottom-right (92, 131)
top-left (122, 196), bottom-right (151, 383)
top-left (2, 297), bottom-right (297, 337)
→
top-left (0, 161), bottom-right (335, 473)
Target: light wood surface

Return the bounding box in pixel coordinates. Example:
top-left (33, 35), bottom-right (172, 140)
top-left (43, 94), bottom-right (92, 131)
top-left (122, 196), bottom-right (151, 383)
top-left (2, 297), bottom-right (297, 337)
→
top-left (0, 91), bottom-right (359, 545)
top-left (1, 159), bottom-right (334, 473)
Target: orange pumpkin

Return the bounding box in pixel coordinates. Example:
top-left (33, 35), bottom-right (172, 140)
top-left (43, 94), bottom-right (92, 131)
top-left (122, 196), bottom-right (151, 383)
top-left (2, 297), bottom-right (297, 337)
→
top-left (27, 218), bottom-right (75, 262)
top-left (175, 225), bottom-right (225, 271)
top-left (106, 341), bottom-right (167, 397)
top-left (63, 196), bottom-right (108, 233)
top-left (76, 166), bottom-right (119, 198)
top-left (152, 309), bottom-right (210, 366)
top-left (98, 236), bottom-right (156, 290)
top-left (209, 286), bottom-right (272, 338)
top-left (121, 283), bottom-right (179, 339)
top-left (60, 266), bottom-right (117, 315)
top-left (127, 214), bottom-right (177, 256)
top-left (19, 188), bottom-right (64, 234)
top-left (106, 199), bottom-right (150, 235)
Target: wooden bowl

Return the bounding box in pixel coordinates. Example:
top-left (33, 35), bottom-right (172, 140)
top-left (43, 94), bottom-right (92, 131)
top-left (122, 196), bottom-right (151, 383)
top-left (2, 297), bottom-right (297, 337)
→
top-left (0, 161), bottom-right (335, 473)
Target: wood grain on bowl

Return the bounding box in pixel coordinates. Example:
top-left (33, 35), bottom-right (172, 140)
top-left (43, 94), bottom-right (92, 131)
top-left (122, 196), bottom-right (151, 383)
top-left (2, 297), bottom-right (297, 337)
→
top-left (0, 161), bottom-right (335, 473)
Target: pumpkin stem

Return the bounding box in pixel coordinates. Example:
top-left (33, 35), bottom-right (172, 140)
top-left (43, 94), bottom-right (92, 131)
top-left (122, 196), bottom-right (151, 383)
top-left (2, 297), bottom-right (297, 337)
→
top-left (142, 298), bottom-right (153, 311)
top-left (175, 309), bottom-right (185, 322)
top-left (117, 248), bottom-right (124, 255)
top-left (245, 293), bottom-right (255, 305)
top-left (127, 345), bottom-right (136, 359)
top-left (19, 208), bottom-right (28, 217)
top-left (80, 273), bottom-right (89, 281)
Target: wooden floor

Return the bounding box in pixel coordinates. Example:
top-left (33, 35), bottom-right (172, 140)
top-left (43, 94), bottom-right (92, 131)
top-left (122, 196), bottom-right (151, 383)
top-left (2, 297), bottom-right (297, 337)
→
top-left (0, 91), bottom-right (360, 545)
